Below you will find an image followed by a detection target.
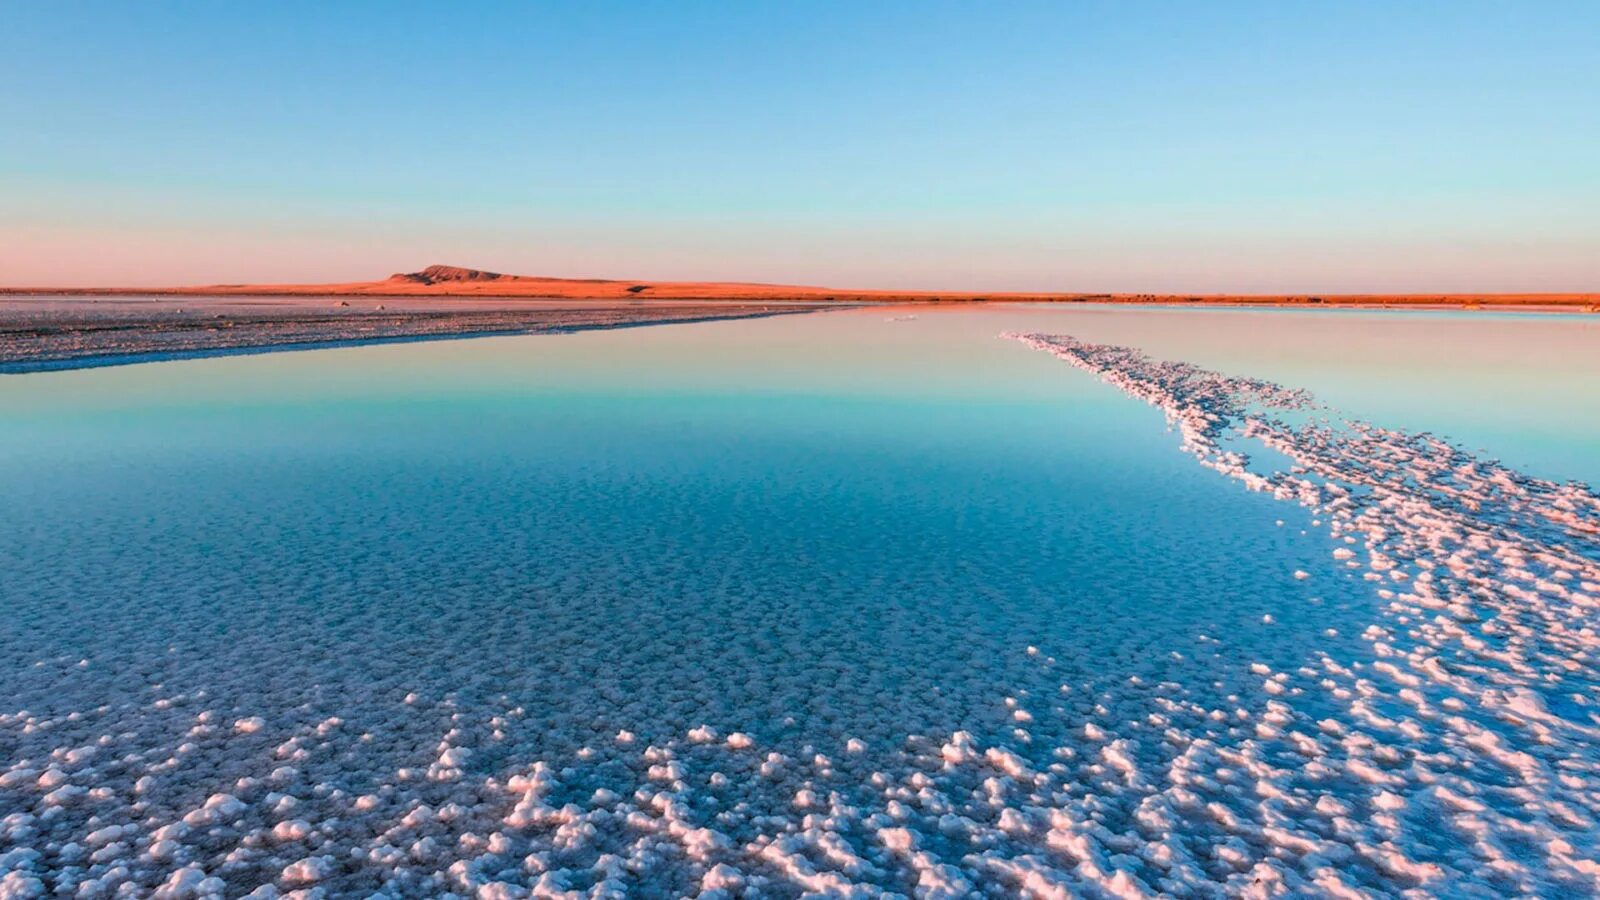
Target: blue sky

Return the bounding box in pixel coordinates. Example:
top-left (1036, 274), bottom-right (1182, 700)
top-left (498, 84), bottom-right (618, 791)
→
top-left (3, 1), bottom-right (1597, 291)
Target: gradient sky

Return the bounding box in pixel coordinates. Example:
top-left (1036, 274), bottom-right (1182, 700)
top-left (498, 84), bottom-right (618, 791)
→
top-left (3, 1), bottom-right (1597, 292)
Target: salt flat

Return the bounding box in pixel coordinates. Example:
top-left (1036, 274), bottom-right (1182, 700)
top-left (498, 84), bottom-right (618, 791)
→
top-left (0, 305), bottom-right (1596, 898)
top-left (0, 296), bottom-right (827, 373)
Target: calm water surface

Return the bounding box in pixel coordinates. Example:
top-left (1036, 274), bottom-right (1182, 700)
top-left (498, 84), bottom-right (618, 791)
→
top-left (1, 304), bottom-right (1596, 896)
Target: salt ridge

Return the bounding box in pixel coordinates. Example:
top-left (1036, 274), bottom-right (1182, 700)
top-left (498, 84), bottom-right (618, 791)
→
top-left (1005, 330), bottom-right (1600, 896)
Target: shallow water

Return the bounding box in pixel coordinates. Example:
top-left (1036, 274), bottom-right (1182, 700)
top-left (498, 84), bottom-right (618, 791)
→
top-left (1, 305), bottom-right (1596, 897)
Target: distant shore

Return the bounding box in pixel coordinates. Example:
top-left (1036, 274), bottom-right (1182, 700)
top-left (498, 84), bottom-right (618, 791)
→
top-left (0, 296), bottom-right (833, 374)
top-left (4, 264), bottom-right (1595, 309)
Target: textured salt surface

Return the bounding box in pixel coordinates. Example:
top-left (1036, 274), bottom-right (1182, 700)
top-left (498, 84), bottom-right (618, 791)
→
top-left (0, 300), bottom-right (824, 373)
top-left (0, 322), bottom-right (1595, 898)
top-left (1005, 332), bottom-right (1600, 897)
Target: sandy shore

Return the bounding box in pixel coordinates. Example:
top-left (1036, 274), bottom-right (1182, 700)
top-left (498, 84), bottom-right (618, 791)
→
top-left (7, 264), bottom-right (1596, 308)
top-left (0, 295), bottom-right (834, 373)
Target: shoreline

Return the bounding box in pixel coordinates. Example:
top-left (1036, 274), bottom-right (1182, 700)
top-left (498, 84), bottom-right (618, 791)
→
top-left (3, 263), bottom-right (1595, 311)
top-left (6, 288), bottom-right (1597, 311)
top-left (7, 289), bottom-right (1597, 317)
top-left (0, 298), bottom-right (836, 375)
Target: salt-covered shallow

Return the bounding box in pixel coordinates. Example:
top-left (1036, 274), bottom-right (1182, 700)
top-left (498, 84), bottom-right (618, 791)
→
top-left (0, 306), bottom-right (1596, 897)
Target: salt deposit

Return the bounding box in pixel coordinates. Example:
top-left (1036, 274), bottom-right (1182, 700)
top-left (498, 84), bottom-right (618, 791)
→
top-left (1005, 330), bottom-right (1600, 895)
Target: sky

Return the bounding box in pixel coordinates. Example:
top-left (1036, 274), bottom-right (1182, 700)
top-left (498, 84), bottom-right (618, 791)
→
top-left (2, 1), bottom-right (1597, 292)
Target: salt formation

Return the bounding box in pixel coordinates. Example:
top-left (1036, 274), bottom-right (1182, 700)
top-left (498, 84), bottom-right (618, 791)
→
top-left (0, 302), bottom-right (821, 373)
top-left (1005, 330), bottom-right (1600, 895)
top-left (2, 332), bottom-right (1598, 897)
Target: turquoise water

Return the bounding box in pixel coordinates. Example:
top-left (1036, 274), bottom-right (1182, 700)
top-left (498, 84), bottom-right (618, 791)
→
top-left (0, 306), bottom-right (1596, 897)
top-left (2, 308), bottom-right (1364, 733)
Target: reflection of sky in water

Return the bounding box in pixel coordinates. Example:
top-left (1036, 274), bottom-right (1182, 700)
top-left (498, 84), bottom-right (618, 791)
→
top-left (0, 305), bottom-right (1394, 742)
top-left (4, 302), bottom-right (1589, 740)
top-left (0, 306), bottom-right (1596, 895)
top-left (6, 305), bottom-right (1595, 483)
top-left (1001, 304), bottom-right (1600, 484)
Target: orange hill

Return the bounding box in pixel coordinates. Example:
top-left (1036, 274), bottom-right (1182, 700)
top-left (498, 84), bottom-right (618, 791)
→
top-left (4, 264), bottom-right (1596, 307)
